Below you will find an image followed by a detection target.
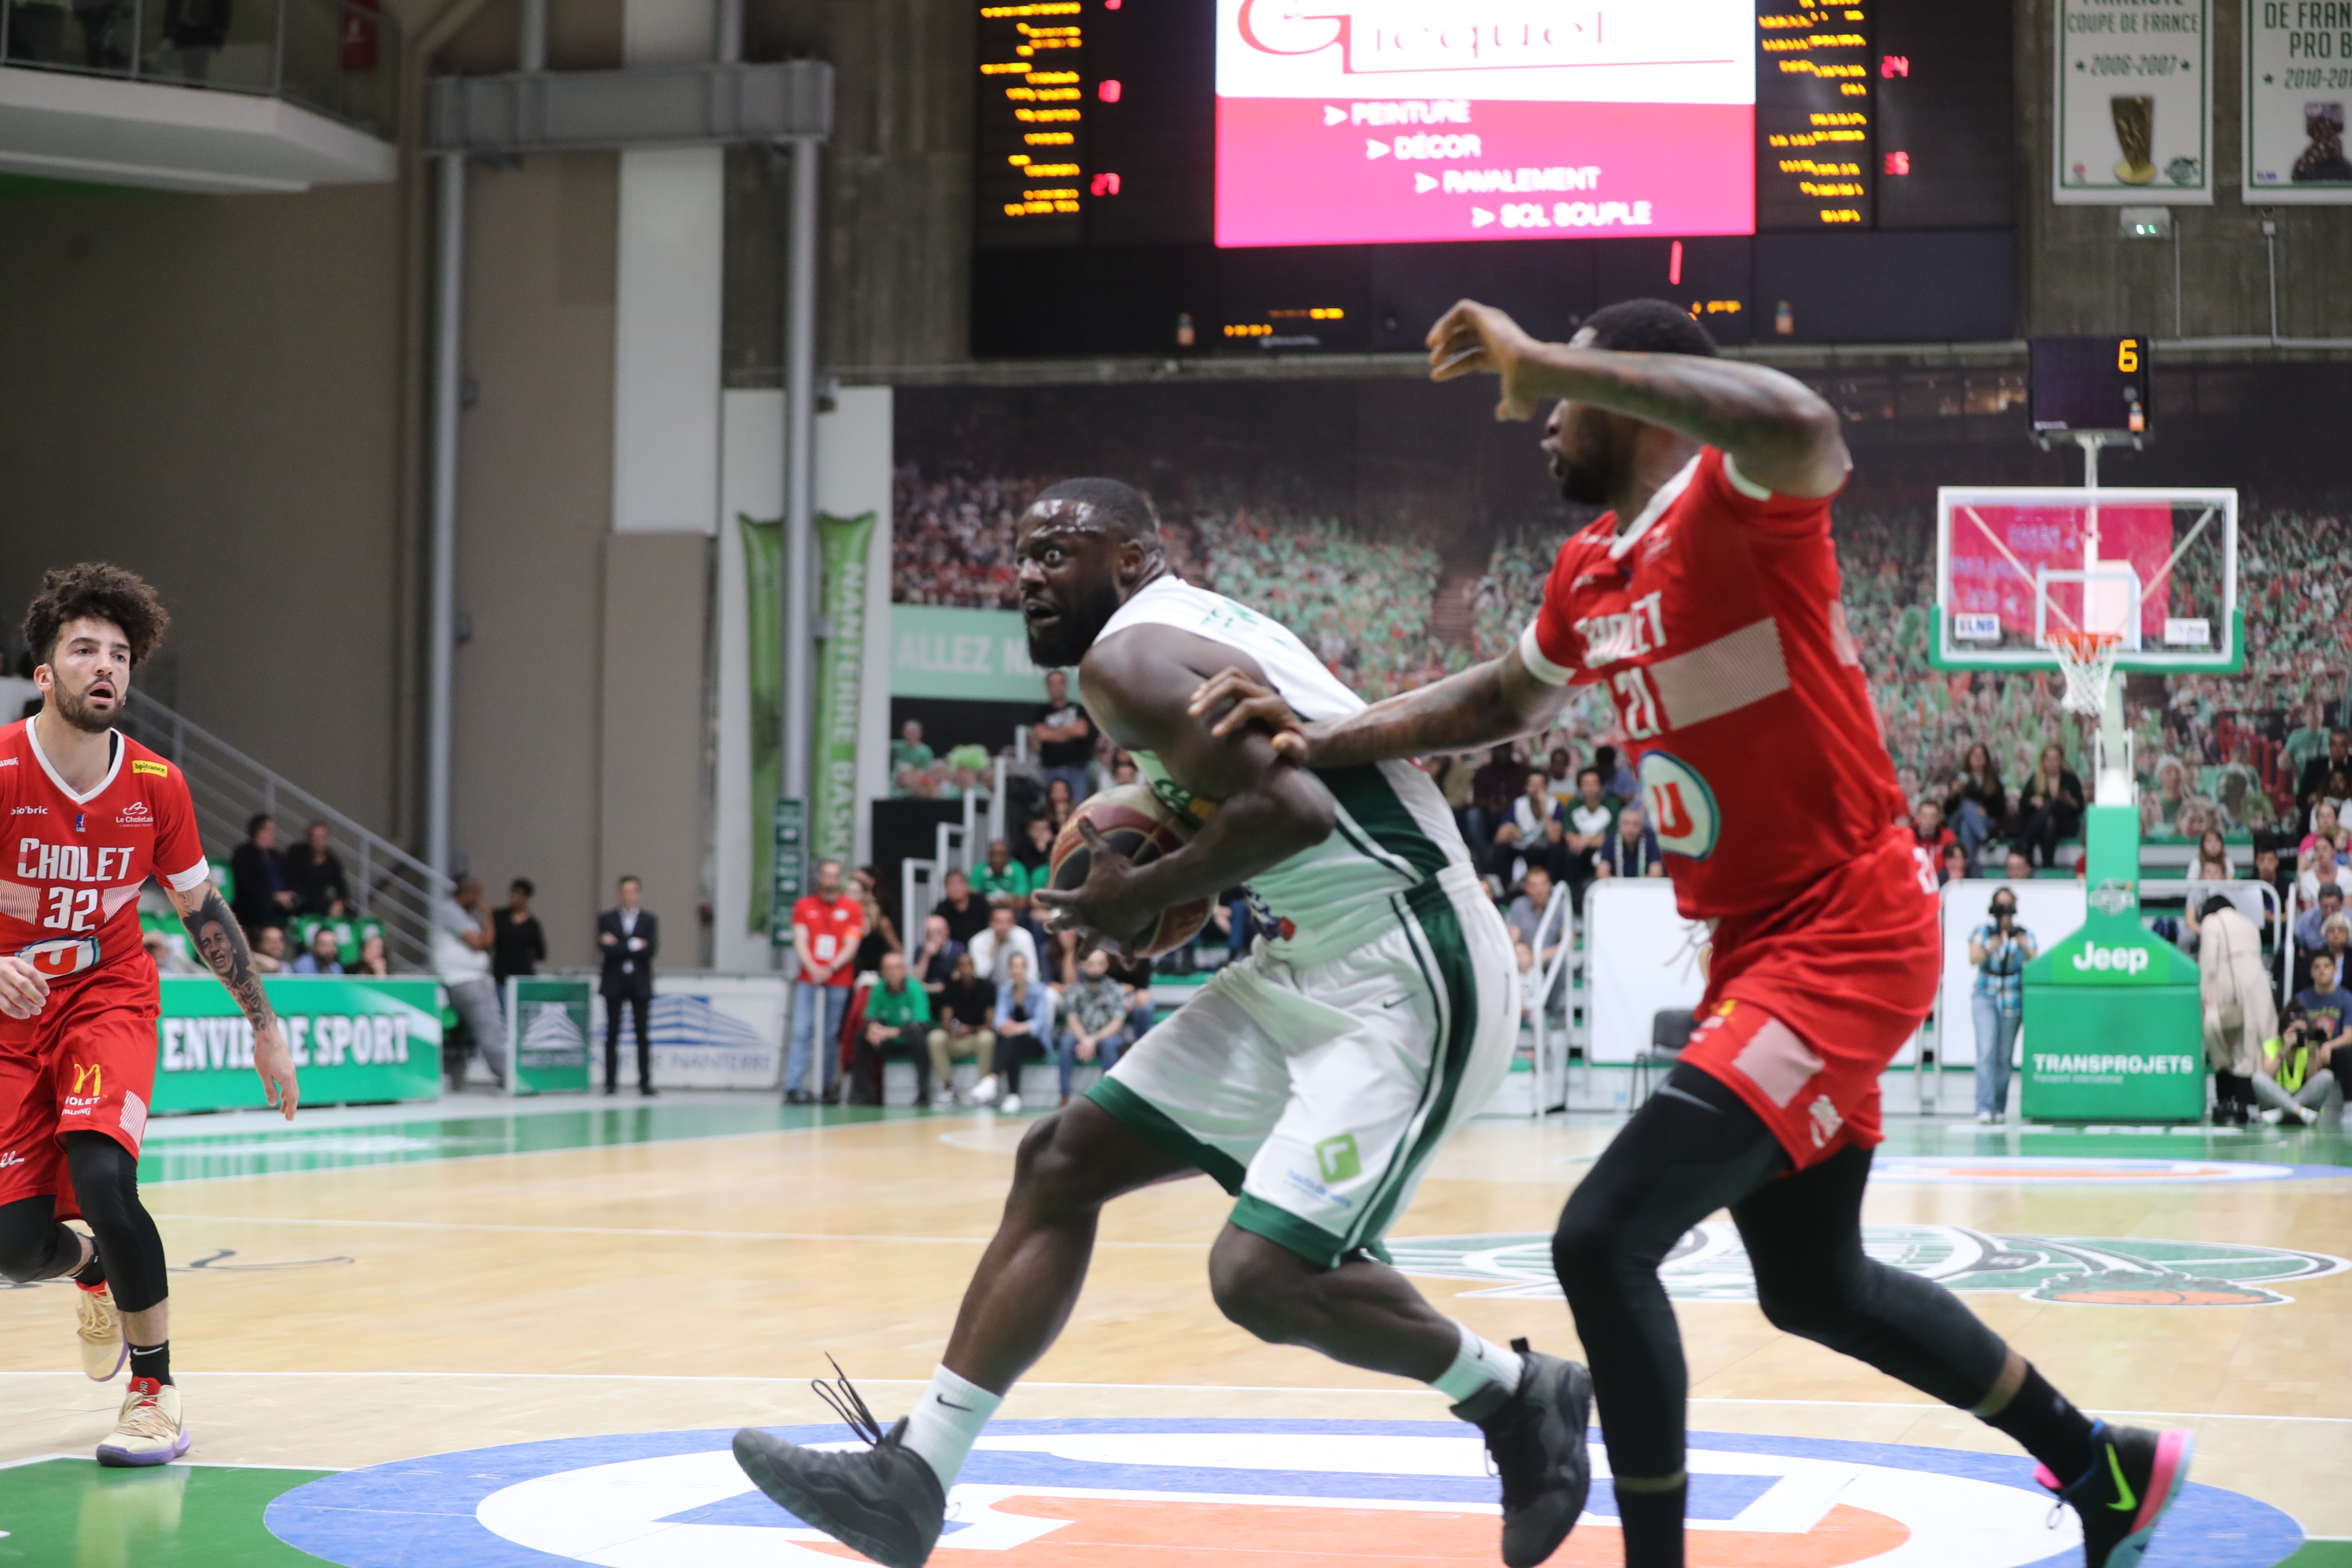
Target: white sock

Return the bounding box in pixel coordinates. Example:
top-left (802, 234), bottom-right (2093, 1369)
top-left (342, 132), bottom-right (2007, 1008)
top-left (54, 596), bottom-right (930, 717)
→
top-left (1429, 1323), bottom-right (1525, 1404)
top-left (899, 1364), bottom-right (1002, 1489)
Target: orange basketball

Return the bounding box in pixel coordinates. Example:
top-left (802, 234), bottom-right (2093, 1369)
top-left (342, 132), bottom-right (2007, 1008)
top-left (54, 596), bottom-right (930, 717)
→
top-left (1048, 784), bottom-right (1212, 957)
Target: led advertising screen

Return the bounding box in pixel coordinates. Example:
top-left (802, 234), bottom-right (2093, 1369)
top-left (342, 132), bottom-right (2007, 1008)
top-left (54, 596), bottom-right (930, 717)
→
top-left (1214, 1), bottom-right (1758, 247)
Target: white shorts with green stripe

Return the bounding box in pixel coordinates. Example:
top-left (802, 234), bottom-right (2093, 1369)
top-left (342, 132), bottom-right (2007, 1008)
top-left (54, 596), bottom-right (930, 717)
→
top-left (1086, 868), bottom-right (1519, 1268)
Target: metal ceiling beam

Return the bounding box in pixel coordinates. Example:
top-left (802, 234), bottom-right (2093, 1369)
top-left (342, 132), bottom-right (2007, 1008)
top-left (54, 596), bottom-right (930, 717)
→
top-left (427, 59), bottom-right (831, 155)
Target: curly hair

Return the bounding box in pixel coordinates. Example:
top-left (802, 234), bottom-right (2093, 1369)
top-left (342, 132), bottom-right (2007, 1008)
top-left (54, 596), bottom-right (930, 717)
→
top-left (21, 562), bottom-right (170, 668)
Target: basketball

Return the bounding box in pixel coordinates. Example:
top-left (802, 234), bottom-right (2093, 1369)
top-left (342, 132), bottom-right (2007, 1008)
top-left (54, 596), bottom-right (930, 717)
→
top-left (1048, 784), bottom-right (1212, 957)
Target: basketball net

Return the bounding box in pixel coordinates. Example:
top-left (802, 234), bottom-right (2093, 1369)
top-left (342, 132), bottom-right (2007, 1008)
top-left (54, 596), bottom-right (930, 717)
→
top-left (2046, 628), bottom-right (2122, 718)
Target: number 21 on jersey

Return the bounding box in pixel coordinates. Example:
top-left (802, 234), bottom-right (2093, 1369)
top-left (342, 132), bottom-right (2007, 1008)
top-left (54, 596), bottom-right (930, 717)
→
top-left (1613, 667), bottom-right (1663, 740)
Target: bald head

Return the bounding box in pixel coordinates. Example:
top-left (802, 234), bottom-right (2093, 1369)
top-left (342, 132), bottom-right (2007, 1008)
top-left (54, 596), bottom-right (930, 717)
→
top-left (1029, 478), bottom-right (1161, 546)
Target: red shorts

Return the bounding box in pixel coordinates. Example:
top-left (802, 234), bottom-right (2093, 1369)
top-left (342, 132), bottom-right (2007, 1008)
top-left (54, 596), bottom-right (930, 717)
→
top-left (1679, 830), bottom-right (1940, 1168)
top-left (0, 956), bottom-right (160, 1219)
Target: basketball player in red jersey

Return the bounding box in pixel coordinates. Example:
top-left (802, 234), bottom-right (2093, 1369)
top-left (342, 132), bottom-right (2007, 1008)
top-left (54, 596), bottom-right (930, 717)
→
top-left (0, 564), bottom-right (298, 1467)
top-left (1190, 300), bottom-right (2193, 1568)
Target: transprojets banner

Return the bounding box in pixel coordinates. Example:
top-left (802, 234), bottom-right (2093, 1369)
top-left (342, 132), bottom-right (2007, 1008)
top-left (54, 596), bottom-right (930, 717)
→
top-left (153, 975), bottom-right (441, 1115)
top-left (812, 511), bottom-right (876, 867)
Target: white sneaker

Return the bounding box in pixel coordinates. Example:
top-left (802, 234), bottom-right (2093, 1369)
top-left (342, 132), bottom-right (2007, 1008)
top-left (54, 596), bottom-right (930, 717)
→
top-left (1975, 1112), bottom-right (1994, 1125)
top-left (973, 1074), bottom-right (1001, 1105)
top-left (931, 1090), bottom-right (957, 1110)
top-left (97, 1378), bottom-right (189, 1467)
top-left (74, 1283), bottom-right (126, 1381)
top-left (2260, 1108), bottom-right (2287, 1124)
top-left (2296, 1106), bottom-right (2322, 1125)
top-left (1002, 1093), bottom-right (1023, 1113)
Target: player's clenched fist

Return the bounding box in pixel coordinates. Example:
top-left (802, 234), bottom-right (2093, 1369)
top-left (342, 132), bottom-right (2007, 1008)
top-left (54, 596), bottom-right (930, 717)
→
top-left (1426, 299), bottom-right (1545, 422)
top-left (0, 956), bottom-right (51, 1019)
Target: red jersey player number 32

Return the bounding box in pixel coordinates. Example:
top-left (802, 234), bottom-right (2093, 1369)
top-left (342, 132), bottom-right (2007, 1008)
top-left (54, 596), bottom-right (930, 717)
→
top-left (1, 564), bottom-right (297, 1473)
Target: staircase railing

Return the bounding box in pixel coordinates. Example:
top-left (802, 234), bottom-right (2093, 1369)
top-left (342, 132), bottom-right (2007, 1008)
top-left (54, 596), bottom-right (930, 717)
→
top-left (117, 698), bottom-right (450, 974)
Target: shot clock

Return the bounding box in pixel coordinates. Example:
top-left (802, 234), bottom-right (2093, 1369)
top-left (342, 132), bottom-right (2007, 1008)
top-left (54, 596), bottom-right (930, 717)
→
top-left (2029, 335), bottom-right (2153, 438)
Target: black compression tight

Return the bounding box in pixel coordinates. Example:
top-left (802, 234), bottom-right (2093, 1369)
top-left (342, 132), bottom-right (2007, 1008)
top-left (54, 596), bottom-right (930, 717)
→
top-left (1553, 1065), bottom-right (2011, 1487)
top-left (0, 1134), bottom-right (168, 1314)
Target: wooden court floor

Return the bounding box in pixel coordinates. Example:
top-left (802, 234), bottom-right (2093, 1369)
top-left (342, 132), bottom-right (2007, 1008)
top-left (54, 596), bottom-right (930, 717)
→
top-left (0, 1092), bottom-right (2346, 1566)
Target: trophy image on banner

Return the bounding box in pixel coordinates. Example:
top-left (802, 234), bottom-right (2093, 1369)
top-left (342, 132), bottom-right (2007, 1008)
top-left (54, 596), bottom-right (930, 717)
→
top-left (2294, 101), bottom-right (2352, 183)
top-left (2111, 95), bottom-right (2157, 185)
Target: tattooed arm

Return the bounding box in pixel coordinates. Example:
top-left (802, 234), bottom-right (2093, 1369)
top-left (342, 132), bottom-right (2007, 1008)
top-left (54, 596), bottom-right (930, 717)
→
top-left (1190, 643), bottom-right (1569, 774)
top-left (170, 879), bottom-right (300, 1119)
top-left (1426, 299), bottom-right (1850, 498)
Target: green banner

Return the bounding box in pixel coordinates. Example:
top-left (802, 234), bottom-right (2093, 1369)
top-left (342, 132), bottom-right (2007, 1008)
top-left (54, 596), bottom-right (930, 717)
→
top-left (743, 514), bottom-right (784, 934)
top-left (811, 511), bottom-right (876, 867)
top-left (889, 604), bottom-right (1054, 702)
top-left (153, 975), bottom-right (441, 1115)
top-left (508, 977), bottom-right (593, 1096)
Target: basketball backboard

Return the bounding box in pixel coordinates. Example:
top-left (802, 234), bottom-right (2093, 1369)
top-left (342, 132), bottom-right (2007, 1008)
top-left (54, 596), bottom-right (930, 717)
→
top-left (1931, 486), bottom-right (2241, 673)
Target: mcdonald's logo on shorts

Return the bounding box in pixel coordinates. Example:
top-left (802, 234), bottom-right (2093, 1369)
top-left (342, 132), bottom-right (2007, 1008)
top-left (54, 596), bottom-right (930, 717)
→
top-left (71, 1062), bottom-right (102, 1096)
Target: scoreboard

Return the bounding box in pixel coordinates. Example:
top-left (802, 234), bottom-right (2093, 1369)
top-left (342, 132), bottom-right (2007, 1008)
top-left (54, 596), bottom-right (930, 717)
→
top-left (972, 0), bottom-right (2015, 353)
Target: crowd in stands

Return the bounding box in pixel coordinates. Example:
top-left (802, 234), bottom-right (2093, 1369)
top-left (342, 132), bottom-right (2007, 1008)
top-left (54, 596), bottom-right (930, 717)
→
top-left (868, 470), bottom-right (2352, 1121)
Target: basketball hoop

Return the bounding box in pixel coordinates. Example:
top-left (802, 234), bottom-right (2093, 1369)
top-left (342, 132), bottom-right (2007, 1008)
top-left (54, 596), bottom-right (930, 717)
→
top-left (2046, 628), bottom-right (2123, 716)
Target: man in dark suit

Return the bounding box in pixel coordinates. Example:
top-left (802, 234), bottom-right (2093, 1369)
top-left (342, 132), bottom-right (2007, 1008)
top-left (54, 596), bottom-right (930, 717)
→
top-left (596, 875), bottom-right (658, 1096)
top-left (228, 813), bottom-right (293, 940)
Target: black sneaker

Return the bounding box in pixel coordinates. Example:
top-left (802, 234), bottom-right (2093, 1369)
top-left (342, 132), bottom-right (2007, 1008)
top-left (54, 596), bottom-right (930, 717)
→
top-left (2037, 1421), bottom-right (2195, 1568)
top-left (733, 1362), bottom-right (948, 1568)
top-left (1454, 1338), bottom-right (1593, 1568)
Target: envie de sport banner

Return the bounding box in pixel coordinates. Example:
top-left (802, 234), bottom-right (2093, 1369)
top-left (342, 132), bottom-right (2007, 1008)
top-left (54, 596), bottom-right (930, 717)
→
top-left (153, 974), bottom-right (441, 1115)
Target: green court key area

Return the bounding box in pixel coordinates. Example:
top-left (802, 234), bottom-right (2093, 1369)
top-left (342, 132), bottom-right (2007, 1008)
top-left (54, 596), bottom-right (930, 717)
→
top-left (0, 1458), bottom-right (334, 1565)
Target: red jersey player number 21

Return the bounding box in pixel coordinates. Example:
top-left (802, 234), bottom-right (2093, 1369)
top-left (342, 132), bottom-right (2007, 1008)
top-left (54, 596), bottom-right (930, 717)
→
top-left (1518, 446), bottom-right (1937, 1166)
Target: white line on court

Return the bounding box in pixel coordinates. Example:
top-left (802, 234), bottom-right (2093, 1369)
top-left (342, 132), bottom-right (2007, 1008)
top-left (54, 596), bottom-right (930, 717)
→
top-left (141, 1114), bottom-right (1001, 1190)
top-left (145, 1213), bottom-right (1193, 1248)
top-left (0, 1370), bottom-right (2344, 1427)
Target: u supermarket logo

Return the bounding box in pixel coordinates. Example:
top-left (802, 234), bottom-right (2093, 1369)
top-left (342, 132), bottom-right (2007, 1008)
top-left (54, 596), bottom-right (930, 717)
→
top-left (264, 1418), bottom-right (2301, 1567)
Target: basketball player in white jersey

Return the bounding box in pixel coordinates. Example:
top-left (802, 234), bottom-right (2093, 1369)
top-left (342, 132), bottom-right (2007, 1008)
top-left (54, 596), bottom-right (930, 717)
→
top-left (734, 479), bottom-right (1590, 1568)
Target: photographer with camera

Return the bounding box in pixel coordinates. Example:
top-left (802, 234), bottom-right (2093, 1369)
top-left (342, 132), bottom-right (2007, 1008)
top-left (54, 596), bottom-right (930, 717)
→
top-left (1969, 889), bottom-right (2039, 1125)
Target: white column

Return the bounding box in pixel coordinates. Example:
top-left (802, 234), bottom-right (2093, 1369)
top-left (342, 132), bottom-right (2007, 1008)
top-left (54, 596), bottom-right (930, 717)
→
top-left (425, 152), bottom-right (465, 881)
top-left (612, 145), bottom-right (723, 536)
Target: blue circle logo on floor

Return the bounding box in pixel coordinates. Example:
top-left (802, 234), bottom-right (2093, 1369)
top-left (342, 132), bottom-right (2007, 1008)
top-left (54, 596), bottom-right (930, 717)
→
top-left (264, 1417), bottom-right (2302, 1567)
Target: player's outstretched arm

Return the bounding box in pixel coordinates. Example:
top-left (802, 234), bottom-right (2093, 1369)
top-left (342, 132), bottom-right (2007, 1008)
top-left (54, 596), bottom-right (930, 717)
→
top-left (1427, 299), bottom-right (1850, 499)
top-left (1190, 644), bottom-right (1571, 773)
top-left (171, 879), bottom-right (300, 1119)
top-left (1035, 625), bottom-right (1336, 951)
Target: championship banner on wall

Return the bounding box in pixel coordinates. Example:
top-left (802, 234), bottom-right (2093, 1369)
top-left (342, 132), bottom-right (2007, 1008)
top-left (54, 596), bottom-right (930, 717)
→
top-left (810, 511), bottom-right (876, 869)
top-left (507, 977), bottom-right (592, 1096)
top-left (741, 513), bottom-right (784, 936)
top-left (2053, 0), bottom-right (2213, 204)
top-left (153, 975), bottom-right (441, 1115)
top-left (2243, 0), bottom-right (2352, 201)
